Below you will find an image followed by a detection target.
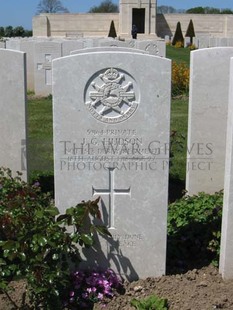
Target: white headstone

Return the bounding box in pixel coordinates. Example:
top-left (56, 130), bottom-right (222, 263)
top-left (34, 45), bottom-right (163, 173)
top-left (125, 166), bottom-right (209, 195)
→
top-left (0, 49), bottom-right (27, 180)
top-left (193, 37), bottom-right (199, 48)
top-left (209, 37), bottom-right (217, 48)
top-left (186, 47), bottom-right (233, 195)
top-left (5, 38), bottom-right (21, 50)
top-left (198, 37), bottom-right (209, 49)
top-left (164, 35), bottom-right (170, 44)
top-left (184, 37), bottom-right (191, 48)
top-left (228, 38), bottom-right (233, 47)
top-left (220, 38), bottom-right (228, 47)
top-left (20, 40), bottom-right (35, 91)
top-left (136, 40), bottom-right (166, 57)
top-left (71, 47), bottom-right (148, 56)
top-left (99, 39), bottom-right (133, 48)
top-left (34, 41), bottom-right (62, 96)
top-left (0, 41), bottom-right (5, 48)
top-left (53, 49), bottom-right (171, 280)
top-left (62, 40), bottom-right (84, 56)
top-left (219, 57), bottom-right (233, 280)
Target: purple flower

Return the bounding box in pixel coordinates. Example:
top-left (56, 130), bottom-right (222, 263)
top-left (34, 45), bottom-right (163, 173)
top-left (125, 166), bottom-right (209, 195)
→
top-left (65, 268), bottom-right (122, 308)
top-left (97, 292), bottom-right (104, 300)
top-left (69, 291), bottom-right (75, 297)
top-left (82, 292), bottom-right (88, 299)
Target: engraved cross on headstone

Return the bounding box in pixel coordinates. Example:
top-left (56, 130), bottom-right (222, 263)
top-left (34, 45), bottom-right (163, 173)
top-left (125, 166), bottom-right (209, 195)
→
top-left (92, 168), bottom-right (131, 229)
top-left (37, 53), bottom-right (52, 85)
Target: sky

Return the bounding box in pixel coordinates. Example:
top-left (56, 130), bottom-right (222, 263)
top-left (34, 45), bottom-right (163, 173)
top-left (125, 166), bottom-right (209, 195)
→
top-left (1, 0), bottom-right (233, 30)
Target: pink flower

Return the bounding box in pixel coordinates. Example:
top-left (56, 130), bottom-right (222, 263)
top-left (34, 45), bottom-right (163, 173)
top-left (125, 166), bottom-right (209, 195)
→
top-left (97, 292), bottom-right (104, 300)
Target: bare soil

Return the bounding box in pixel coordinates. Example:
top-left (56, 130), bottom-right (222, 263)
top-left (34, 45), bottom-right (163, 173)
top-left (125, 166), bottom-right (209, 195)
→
top-left (94, 264), bottom-right (233, 310)
top-left (1, 264), bottom-right (233, 309)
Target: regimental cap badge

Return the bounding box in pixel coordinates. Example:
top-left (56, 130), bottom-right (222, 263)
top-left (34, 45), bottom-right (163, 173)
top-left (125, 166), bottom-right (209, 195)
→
top-left (85, 67), bottom-right (139, 124)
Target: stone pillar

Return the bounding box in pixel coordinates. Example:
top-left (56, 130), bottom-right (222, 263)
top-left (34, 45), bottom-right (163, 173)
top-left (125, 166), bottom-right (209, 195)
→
top-left (119, 0), bottom-right (157, 37)
top-left (32, 15), bottom-right (50, 37)
top-left (150, 0), bottom-right (156, 35)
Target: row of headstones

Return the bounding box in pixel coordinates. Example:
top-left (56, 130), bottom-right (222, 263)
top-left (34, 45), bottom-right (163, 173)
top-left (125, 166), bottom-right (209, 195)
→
top-left (165, 35), bottom-right (233, 48)
top-left (1, 46), bottom-right (233, 280)
top-left (1, 37), bottom-right (165, 96)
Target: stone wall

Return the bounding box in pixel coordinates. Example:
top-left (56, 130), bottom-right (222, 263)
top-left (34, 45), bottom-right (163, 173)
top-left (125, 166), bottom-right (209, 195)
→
top-left (157, 14), bottom-right (233, 38)
top-left (33, 13), bottom-right (233, 38)
top-left (33, 13), bottom-right (119, 37)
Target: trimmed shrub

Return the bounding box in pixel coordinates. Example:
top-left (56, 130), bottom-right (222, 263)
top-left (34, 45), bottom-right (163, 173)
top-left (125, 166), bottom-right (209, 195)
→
top-left (172, 22), bottom-right (184, 47)
top-left (108, 20), bottom-right (117, 38)
top-left (185, 19), bottom-right (195, 44)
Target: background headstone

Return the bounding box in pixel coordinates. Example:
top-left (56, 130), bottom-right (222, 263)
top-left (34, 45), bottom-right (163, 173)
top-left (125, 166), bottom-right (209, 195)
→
top-left (136, 40), bottom-right (166, 57)
top-left (186, 47), bottom-right (233, 195)
top-left (0, 49), bottom-right (27, 180)
top-left (0, 41), bottom-right (6, 49)
top-left (53, 49), bottom-right (171, 280)
top-left (71, 46), bottom-right (149, 55)
top-left (34, 41), bottom-right (62, 96)
top-left (219, 57), bottom-right (233, 280)
top-left (62, 40), bottom-right (84, 56)
top-left (20, 40), bottom-right (36, 91)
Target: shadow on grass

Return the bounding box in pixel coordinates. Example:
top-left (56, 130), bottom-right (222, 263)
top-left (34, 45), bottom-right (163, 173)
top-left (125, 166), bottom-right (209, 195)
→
top-left (168, 176), bottom-right (185, 203)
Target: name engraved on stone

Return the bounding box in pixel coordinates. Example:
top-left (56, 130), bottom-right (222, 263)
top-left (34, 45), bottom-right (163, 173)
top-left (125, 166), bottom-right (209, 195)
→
top-left (92, 167), bottom-right (131, 229)
top-left (85, 68), bottom-right (139, 124)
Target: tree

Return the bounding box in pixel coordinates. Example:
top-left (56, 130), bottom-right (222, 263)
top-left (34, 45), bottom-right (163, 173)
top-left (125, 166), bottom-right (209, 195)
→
top-left (37, 0), bottom-right (69, 14)
top-left (186, 7), bottom-right (205, 14)
top-left (23, 29), bottom-right (33, 37)
top-left (13, 26), bottom-right (25, 37)
top-left (108, 20), bottom-right (117, 38)
top-left (89, 0), bottom-right (119, 13)
top-left (4, 26), bottom-right (13, 37)
top-left (157, 6), bottom-right (176, 14)
top-left (204, 7), bottom-right (220, 14)
top-left (185, 6), bottom-right (230, 14)
top-left (221, 9), bottom-right (233, 14)
top-left (0, 27), bottom-right (4, 37)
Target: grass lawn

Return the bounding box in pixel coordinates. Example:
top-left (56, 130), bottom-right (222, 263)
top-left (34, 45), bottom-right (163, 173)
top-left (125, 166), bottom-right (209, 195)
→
top-left (166, 45), bottom-right (191, 66)
top-left (170, 97), bottom-right (188, 182)
top-left (27, 97), bottom-right (53, 182)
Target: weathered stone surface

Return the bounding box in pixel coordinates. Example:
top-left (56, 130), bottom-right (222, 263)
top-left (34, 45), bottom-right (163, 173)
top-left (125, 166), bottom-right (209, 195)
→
top-left (186, 47), bottom-right (233, 195)
top-left (220, 57), bottom-right (233, 280)
top-left (53, 49), bottom-right (171, 280)
top-left (0, 49), bottom-right (27, 180)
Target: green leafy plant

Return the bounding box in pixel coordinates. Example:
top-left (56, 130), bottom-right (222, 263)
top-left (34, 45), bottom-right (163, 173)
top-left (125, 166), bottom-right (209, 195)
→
top-left (0, 167), bottom-right (111, 309)
top-left (131, 294), bottom-right (168, 310)
top-left (167, 191), bottom-right (223, 272)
